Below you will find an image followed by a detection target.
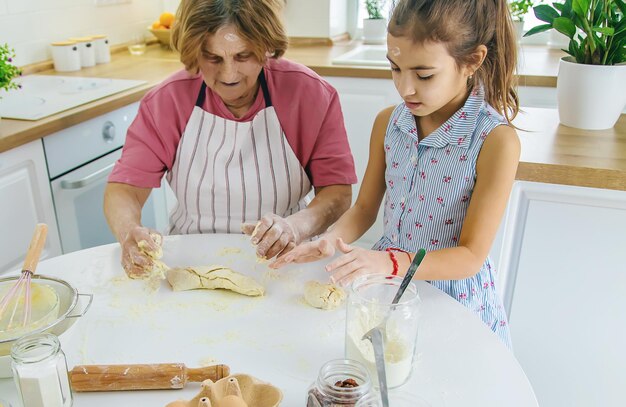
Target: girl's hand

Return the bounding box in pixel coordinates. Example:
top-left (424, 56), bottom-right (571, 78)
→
top-left (327, 238), bottom-right (392, 287)
top-left (120, 226), bottom-right (161, 278)
top-left (268, 236), bottom-right (336, 269)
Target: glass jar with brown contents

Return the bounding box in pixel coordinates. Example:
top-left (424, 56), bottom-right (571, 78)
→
top-left (306, 359), bottom-right (372, 406)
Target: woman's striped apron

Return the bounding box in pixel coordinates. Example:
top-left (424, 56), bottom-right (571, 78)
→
top-left (167, 71), bottom-right (312, 234)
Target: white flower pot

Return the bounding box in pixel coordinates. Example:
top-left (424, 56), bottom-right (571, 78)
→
top-left (363, 18), bottom-right (387, 45)
top-left (557, 57), bottom-right (626, 130)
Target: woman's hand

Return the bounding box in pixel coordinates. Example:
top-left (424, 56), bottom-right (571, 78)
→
top-left (326, 239), bottom-right (392, 287)
top-left (120, 226), bottom-right (162, 278)
top-left (242, 213), bottom-right (300, 259)
top-left (268, 236), bottom-right (336, 269)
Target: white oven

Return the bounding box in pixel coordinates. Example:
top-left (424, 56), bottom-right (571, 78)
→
top-left (44, 102), bottom-right (170, 254)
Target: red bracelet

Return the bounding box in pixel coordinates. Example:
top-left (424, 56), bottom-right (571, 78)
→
top-left (387, 247), bottom-right (412, 261)
top-left (385, 248), bottom-right (400, 276)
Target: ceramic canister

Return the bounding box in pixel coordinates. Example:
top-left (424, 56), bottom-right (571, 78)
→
top-left (90, 34), bottom-right (111, 64)
top-left (69, 37), bottom-right (96, 67)
top-left (50, 41), bottom-right (81, 72)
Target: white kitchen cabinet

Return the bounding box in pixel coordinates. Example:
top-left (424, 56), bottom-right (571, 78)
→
top-left (0, 140), bottom-right (62, 274)
top-left (494, 181), bottom-right (626, 407)
top-left (323, 76), bottom-right (401, 248)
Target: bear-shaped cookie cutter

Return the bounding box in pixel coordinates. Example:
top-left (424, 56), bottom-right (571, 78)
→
top-left (165, 374), bottom-right (282, 407)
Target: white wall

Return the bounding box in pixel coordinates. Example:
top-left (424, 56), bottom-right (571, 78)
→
top-left (329, 0), bottom-right (348, 37)
top-left (0, 0), bottom-right (349, 66)
top-left (284, 0), bottom-right (348, 38)
top-left (162, 0), bottom-right (179, 13)
top-left (162, 0), bottom-right (348, 39)
top-left (0, 0), bottom-right (164, 66)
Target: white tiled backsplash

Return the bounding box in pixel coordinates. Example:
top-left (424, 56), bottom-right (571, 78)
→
top-left (0, 0), bottom-right (165, 66)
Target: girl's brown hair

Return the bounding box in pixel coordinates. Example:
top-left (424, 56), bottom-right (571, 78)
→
top-left (388, 0), bottom-right (520, 122)
top-left (171, 0), bottom-right (288, 73)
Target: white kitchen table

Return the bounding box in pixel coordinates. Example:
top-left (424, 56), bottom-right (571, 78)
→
top-left (0, 234), bottom-right (537, 406)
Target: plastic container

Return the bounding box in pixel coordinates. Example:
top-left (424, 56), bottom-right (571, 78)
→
top-left (69, 37), bottom-right (96, 67)
top-left (306, 359), bottom-right (372, 406)
top-left (11, 333), bottom-right (72, 407)
top-left (50, 42), bottom-right (81, 72)
top-left (345, 275), bottom-right (420, 389)
top-left (90, 35), bottom-right (110, 64)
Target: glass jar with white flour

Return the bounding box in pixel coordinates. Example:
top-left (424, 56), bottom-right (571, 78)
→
top-left (345, 275), bottom-right (421, 389)
top-left (11, 333), bottom-right (72, 407)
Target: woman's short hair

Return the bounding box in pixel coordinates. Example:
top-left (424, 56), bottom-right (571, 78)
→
top-left (171, 0), bottom-right (288, 73)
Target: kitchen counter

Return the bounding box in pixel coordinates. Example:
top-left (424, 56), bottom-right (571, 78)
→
top-left (1, 43), bottom-right (625, 191)
top-left (284, 42), bottom-right (564, 86)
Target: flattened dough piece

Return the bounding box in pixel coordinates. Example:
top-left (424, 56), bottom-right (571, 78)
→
top-left (167, 266), bottom-right (264, 297)
top-left (304, 280), bottom-right (346, 310)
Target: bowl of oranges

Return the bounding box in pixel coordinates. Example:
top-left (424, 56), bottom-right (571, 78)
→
top-left (149, 12), bottom-right (175, 47)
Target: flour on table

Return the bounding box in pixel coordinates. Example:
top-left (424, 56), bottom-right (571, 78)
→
top-left (262, 269), bottom-right (282, 281)
top-left (216, 247), bottom-right (242, 256)
top-left (198, 357), bottom-right (218, 367)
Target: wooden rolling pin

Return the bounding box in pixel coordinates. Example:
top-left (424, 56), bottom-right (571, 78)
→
top-left (70, 363), bottom-right (230, 392)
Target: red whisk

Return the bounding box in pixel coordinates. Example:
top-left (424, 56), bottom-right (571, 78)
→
top-left (0, 223), bottom-right (48, 331)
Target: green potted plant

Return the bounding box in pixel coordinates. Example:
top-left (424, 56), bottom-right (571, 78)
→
top-left (525, 0), bottom-right (626, 130)
top-left (509, 0), bottom-right (537, 41)
top-left (363, 0), bottom-right (387, 44)
top-left (0, 43), bottom-right (22, 122)
top-left (0, 43), bottom-right (21, 95)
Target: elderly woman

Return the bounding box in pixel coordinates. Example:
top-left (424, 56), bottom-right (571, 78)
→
top-left (104, 0), bottom-right (356, 278)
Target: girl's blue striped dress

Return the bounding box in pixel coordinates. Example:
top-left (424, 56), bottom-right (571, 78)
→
top-left (372, 86), bottom-right (512, 348)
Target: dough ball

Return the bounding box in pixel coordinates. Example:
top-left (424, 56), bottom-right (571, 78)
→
top-left (303, 280), bottom-right (346, 310)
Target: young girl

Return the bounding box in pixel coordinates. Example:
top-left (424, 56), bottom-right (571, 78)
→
top-left (271, 0), bottom-right (520, 347)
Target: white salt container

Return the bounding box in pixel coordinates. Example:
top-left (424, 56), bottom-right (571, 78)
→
top-left (50, 41), bottom-right (81, 72)
top-left (11, 333), bottom-right (72, 407)
top-left (69, 37), bottom-right (96, 67)
top-left (91, 34), bottom-right (111, 64)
